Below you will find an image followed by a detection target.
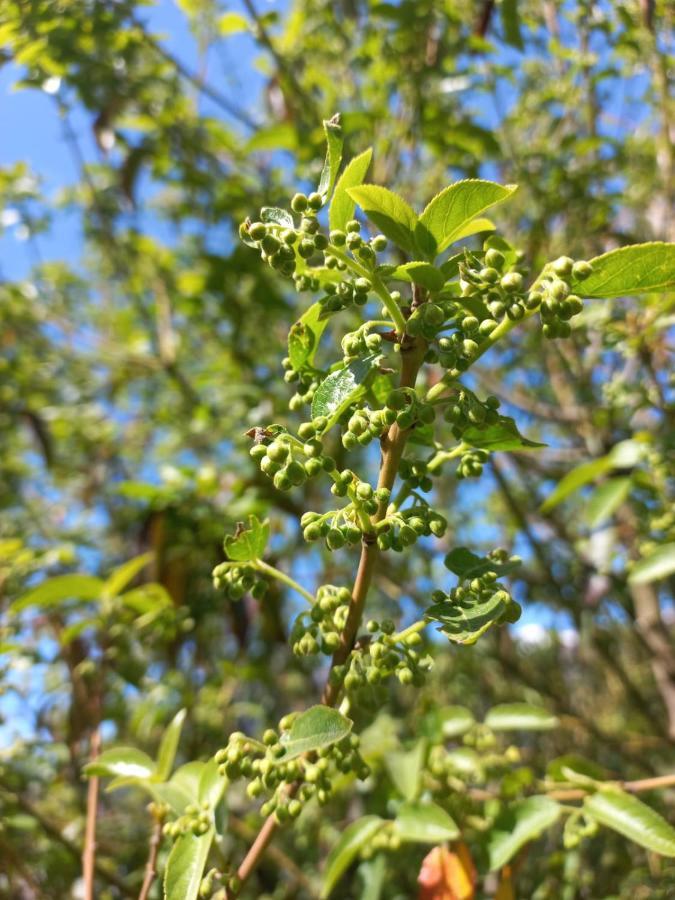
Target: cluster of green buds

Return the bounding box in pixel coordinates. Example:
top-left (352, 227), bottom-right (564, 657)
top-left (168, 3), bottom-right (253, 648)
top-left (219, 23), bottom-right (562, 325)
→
top-left (406, 297), bottom-right (457, 341)
top-left (427, 740), bottom-right (521, 792)
top-left (328, 619), bottom-right (434, 704)
top-left (342, 405), bottom-right (394, 450)
top-left (290, 585), bottom-right (351, 657)
top-left (198, 867), bottom-right (240, 898)
top-left (456, 448), bottom-right (490, 480)
top-left (374, 504), bottom-right (447, 551)
top-left (301, 481), bottom-right (390, 550)
top-left (163, 802), bottom-right (213, 839)
top-left (397, 457), bottom-right (433, 492)
top-left (533, 256), bottom-right (592, 339)
top-left (212, 562), bottom-right (268, 601)
top-left (280, 360), bottom-right (322, 411)
top-left (248, 423), bottom-right (336, 490)
top-left (385, 387), bottom-right (436, 431)
top-left (442, 389), bottom-right (501, 439)
top-left (215, 720), bottom-right (369, 824)
top-left (430, 549), bottom-right (523, 629)
top-left (341, 324), bottom-right (383, 361)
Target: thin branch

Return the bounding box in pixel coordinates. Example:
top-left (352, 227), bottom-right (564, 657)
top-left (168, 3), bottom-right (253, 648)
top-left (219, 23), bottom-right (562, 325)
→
top-left (83, 725), bottom-right (102, 900)
top-left (138, 814), bottom-right (164, 900)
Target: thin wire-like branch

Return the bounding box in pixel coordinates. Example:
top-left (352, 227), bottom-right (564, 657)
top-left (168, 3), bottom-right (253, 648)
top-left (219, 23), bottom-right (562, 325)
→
top-left (138, 814), bottom-right (164, 900)
top-left (83, 725), bottom-right (102, 900)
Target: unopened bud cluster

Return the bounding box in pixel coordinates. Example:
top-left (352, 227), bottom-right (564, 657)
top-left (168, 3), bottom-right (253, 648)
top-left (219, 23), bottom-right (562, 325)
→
top-left (249, 423), bottom-right (336, 490)
top-left (212, 562), bottom-right (267, 601)
top-left (215, 722), bottom-right (369, 824)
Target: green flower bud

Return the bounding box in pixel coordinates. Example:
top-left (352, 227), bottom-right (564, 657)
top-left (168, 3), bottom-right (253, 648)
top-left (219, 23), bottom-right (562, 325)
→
top-left (249, 221), bottom-right (267, 241)
top-left (571, 260), bottom-right (593, 280)
top-left (291, 193), bottom-right (308, 212)
top-left (330, 229), bottom-right (346, 245)
top-left (552, 256), bottom-right (574, 277)
top-left (484, 248), bottom-right (504, 269)
top-left (307, 191), bottom-right (323, 210)
top-left (500, 272), bottom-right (523, 292)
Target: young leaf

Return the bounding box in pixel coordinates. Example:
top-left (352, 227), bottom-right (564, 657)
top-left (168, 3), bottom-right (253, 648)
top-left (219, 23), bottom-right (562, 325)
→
top-left (389, 261), bottom-right (445, 292)
top-left (155, 709), bottom-right (187, 781)
top-left (584, 477), bottom-right (632, 528)
top-left (418, 180), bottom-right (517, 258)
top-left (280, 705), bottom-right (352, 760)
top-left (347, 185), bottom-right (419, 255)
top-left (448, 216), bottom-right (496, 243)
top-left (424, 705), bottom-right (476, 740)
top-left (168, 762), bottom-right (206, 805)
top-left (318, 115), bottom-right (343, 201)
top-left (484, 703), bottom-right (558, 732)
top-left (546, 754), bottom-right (608, 783)
top-left (224, 514), bottom-right (270, 562)
top-left (260, 206), bottom-right (294, 228)
top-left (311, 355), bottom-right (379, 428)
top-left (329, 148), bottom-right (372, 232)
top-left (120, 583), bottom-right (172, 615)
top-left (288, 301), bottom-right (329, 371)
top-left (573, 242), bottom-right (675, 298)
top-left (321, 816), bottom-right (385, 898)
top-left (425, 590), bottom-right (511, 645)
top-left (487, 796), bottom-right (562, 871)
top-left (629, 543), bottom-right (675, 585)
top-left (418, 844), bottom-right (476, 900)
top-left (164, 828), bottom-right (214, 900)
top-left (462, 415), bottom-right (546, 451)
top-left (444, 547), bottom-right (520, 579)
top-left (501, 0), bottom-right (524, 49)
top-left (84, 747), bottom-right (156, 780)
top-left (219, 11), bottom-right (248, 34)
top-left (103, 552), bottom-right (153, 599)
top-left (10, 574), bottom-right (104, 613)
top-left (198, 759), bottom-right (225, 809)
top-left (394, 801), bottom-right (460, 843)
top-left (584, 789), bottom-right (675, 857)
top-left (385, 740), bottom-right (427, 801)
top-left (540, 457), bottom-right (613, 512)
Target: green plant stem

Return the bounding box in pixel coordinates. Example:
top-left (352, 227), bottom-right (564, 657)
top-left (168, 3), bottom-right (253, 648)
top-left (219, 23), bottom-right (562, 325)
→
top-left (251, 559), bottom-right (315, 605)
top-left (391, 619), bottom-right (427, 643)
top-left (427, 443), bottom-right (467, 473)
top-left (327, 244), bottom-right (407, 335)
top-left (233, 331), bottom-right (427, 894)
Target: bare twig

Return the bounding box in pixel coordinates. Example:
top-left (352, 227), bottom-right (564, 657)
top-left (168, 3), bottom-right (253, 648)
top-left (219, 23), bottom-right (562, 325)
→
top-left (138, 813), bottom-right (164, 900)
top-left (83, 726), bottom-right (102, 900)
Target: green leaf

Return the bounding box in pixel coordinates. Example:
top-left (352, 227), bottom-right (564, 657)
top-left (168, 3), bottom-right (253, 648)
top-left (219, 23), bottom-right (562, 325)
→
top-left (389, 261), bottom-right (445, 292)
top-left (384, 740), bottom-right (426, 801)
top-left (164, 828), bottom-right (214, 900)
top-left (318, 115), bottom-right (343, 201)
top-left (224, 514), bottom-right (269, 562)
top-left (425, 590), bottom-right (512, 645)
top-left (358, 854), bottom-right (386, 900)
top-left (540, 457), bottom-right (613, 512)
top-left (288, 302), bottom-right (329, 371)
top-left (425, 705), bottom-right (476, 739)
top-left (394, 801), bottom-right (459, 843)
top-left (311, 355), bottom-right (379, 428)
top-left (484, 703), bottom-right (558, 731)
top-left (418, 180), bottom-right (517, 258)
top-left (584, 789), bottom-right (675, 857)
top-left (218, 11), bottom-right (248, 34)
top-left (448, 216), bottom-right (496, 243)
top-left (629, 543), bottom-right (675, 585)
top-left (261, 206), bottom-right (294, 228)
top-left (120, 583), bottom-right (172, 615)
top-left (574, 243), bottom-right (675, 298)
top-left (487, 796), bottom-right (562, 871)
top-left (347, 185), bottom-right (419, 255)
top-left (329, 148), bottom-right (372, 233)
top-left (84, 747), bottom-right (157, 780)
top-left (501, 0), bottom-right (524, 49)
top-left (10, 574), bottom-right (104, 614)
top-left (103, 552), bottom-right (153, 598)
top-left (546, 754), bottom-right (607, 783)
top-left (444, 547), bottom-right (520, 579)
top-left (280, 705), bottom-right (352, 761)
top-left (463, 415), bottom-right (546, 451)
top-left (321, 816), bottom-right (385, 898)
top-left (584, 477), bottom-right (632, 528)
top-left (170, 762), bottom-right (207, 804)
top-left (155, 709), bottom-right (187, 782)
top-left (198, 759), bottom-right (225, 809)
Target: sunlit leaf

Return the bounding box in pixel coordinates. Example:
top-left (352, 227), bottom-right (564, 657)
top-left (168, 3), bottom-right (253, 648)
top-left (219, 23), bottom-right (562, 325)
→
top-left (84, 747), bottom-right (156, 780)
top-left (329, 148), bottom-right (373, 232)
top-left (584, 789), bottom-right (675, 857)
top-left (484, 703), bottom-right (558, 732)
top-left (629, 543), bottom-right (675, 585)
top-left (318, 115), bottom-right (343, 200)
top-left (164, 828), bottom-right (214, 900)
top-left (347, 185), bottom-right (419, 255)
top-left (10, 574), bottom-right (104, 613)
top-left (224, 515), bottom-right (269, 562)
top-left (574, 242), bottom-right (675, 298)
top-left (487, 796), bottom-right (562, 870)
top-left (321, 816), bottom-right (385, 898)
top-left (280, 706), bottom-right (352, 760)
top-left (394, 801), bottom-right (459, 843)
top-left (311, 355), bottom-right (379, 428)
top-left (155, 709), bottom-right (187, 782)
